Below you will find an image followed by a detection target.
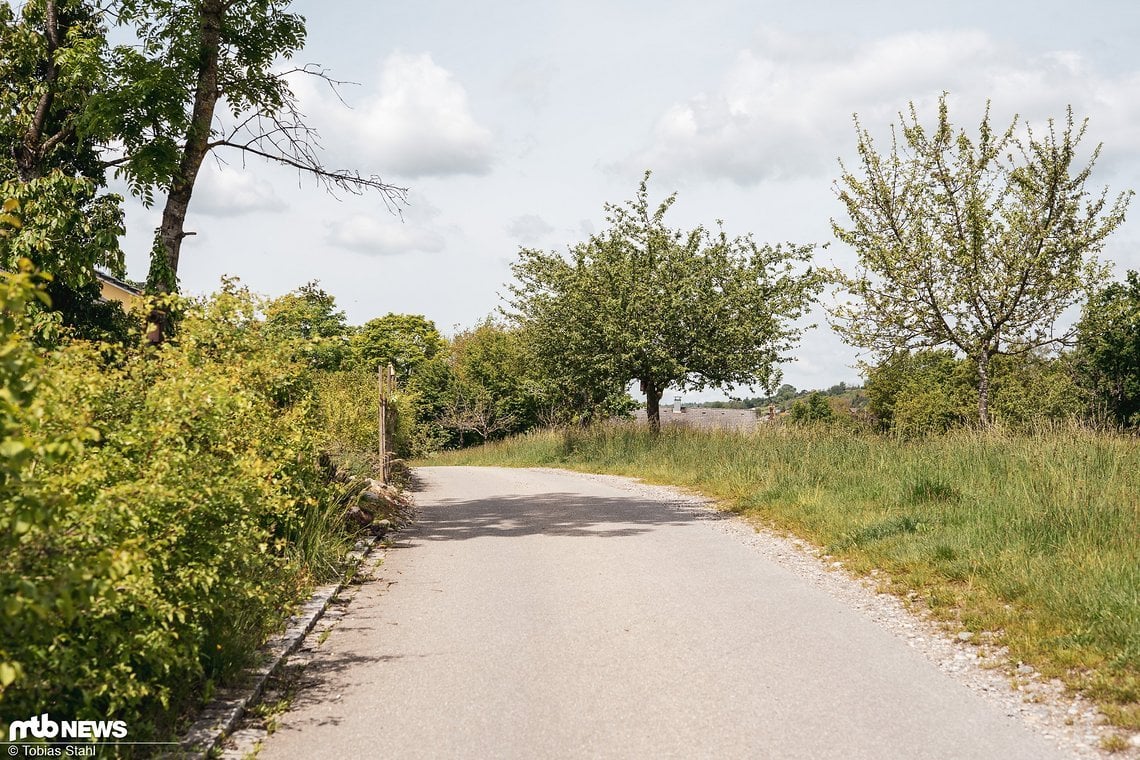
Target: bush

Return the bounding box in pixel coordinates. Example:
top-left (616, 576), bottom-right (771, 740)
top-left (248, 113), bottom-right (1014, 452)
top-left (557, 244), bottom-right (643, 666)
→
top-left (788, 392), bottom-right (836, 424)
top-left (865, 348), bottom-right (1086, 435)
top-left (1075, 271), bottom-right (1140, 428)
top-left (0, 276), bottom-right (349, 739)
top-left (864, 350), bottom-right (973, 434)
top-left (987, 351), bottom-right (1083, 425)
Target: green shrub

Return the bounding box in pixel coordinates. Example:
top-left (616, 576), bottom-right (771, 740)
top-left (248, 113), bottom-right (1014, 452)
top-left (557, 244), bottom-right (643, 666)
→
top-left (864, 349), bottom-right (973, 434)
top-left (0, 276), bottom-right (349, 739)
top-left (865, 349), bottom-right (1084, 434)
top-left (789, 392), bottom-right (837, 424)
top-left (1074, 271), bottom-right (1140, 428)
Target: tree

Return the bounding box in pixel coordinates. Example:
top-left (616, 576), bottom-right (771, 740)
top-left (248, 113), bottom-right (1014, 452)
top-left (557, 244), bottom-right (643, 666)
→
top-left (508, 173), bottom-right (823, 430)
top-left (769, 383), bottom-right (800, 408)
top-left (987, 350), bottom-right (1083, 424)
top-left (864, 350), bottom-right (974, 434)
top-left (351, 313), bottom-right (446, 380)
top-left (0, 0), bottom-right (125, 291)
top-left (5, 1), bottom-right (407, 342)
top-left (830, 95), bottom-right (1132, 425)
top-left (864, 347), bottom-right (1082, 433)
top-left (1075, 271), bottom-right (1140, 427)
top-left (91, 0), bottom-right (407, 307)
top-left (443, 319), bottom-right (541, 443)
top-left (401, 353), bottom-right (456, 452)
top-left (788, 392), bottom-right (836, 424)
top-left (262, 281), bottom-right (349, 370)
top-left (437, 385), bottom-right (516, 447)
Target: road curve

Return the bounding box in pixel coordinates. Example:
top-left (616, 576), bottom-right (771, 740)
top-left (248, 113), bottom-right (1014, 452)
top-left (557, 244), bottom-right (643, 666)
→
top-left (258, 466), bottom-right (1070, 760)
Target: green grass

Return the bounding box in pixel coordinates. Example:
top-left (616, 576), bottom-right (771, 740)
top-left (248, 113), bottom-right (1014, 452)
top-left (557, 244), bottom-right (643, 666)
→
top-left (420, 423), bottom-right (1140, 729)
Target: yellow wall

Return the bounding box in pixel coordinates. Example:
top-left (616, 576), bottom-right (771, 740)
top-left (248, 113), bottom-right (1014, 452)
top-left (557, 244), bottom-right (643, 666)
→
top-left (98, 278), bottom-right (140, 308)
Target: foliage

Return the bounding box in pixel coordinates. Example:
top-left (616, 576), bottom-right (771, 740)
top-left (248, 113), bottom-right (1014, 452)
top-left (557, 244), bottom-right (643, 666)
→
top-left (41, 277), bottom-right (136, 345)
top-left (401, 353), bottom-right (458, 454)
top-left (263, 281), bottom-right (350, 370)
top-left (696, 382), bottom-right (866, 412)
top-left (85, 0), bottom-right (406, 294)
top-left (764, 383), bottom-right (802, 409)
top-left (508, 172), bottom-right (823, 429)
top-left (0, 263), bottom-right (68, 695)
top-left (351, 313), bottom-right (446, 379)
top-left (434, 423), bottom-right (1140, 730)
top-left (0, 274), bottom-right (350, 739)
top-left (3, 0), bottom-right (405, 315)
top-left (312, 369), bottom-right (382, 476)
top-left (831, 95), bottom-right (1132, 425)
top-left (0, 1), bottom-right (110, 181)
top-left (0, 174), bottom-right (124, 287)
top-left (987, 350), bottom-right (1083, 425)
top-left (0, 1), bottom-right (125, 290)
top-left (1075, 271), bottom-right (1140, 427)
top-left (788, 392), bottom-right (837, 424)
top-left (864, 350), bottom-right (973, 435)
top-left (865, 349), bottom-right (1083, 434)
top-left (439, 320), bottom-right (543, 444)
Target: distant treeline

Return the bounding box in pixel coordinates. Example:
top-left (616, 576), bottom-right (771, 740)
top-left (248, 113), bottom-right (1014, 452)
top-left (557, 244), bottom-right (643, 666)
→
top-left (692, 382), bottom-right (864, 411)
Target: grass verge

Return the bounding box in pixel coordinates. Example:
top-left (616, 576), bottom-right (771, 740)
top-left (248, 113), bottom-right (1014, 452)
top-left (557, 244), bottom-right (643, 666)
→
top-left (420, 423), bottom-right (1140, 730)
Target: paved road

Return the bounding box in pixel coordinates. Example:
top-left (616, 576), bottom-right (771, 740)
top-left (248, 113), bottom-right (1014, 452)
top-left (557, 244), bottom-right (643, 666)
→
top-left (258, 466), bottom-right (1069, 760)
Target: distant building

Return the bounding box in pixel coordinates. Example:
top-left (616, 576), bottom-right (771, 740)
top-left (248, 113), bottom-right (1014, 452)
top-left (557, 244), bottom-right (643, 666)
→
top-left (95, 271), bottom-right (143, 308)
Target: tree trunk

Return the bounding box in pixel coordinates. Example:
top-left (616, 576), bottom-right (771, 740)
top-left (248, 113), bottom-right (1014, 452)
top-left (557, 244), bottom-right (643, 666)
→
top-left (146, 0), bottom-right (224, 297)
top-left (144, 1), bottom-right (224, 343)
top-left (15, 0), bottom-right (61, 182)
top-left (977, 349), bottom-right (991, 427)
top-left (644, 378), bottom-right (664, 432)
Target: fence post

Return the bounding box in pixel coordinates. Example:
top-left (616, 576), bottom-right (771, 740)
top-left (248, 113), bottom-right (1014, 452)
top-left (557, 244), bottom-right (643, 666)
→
top-left (378, 365), bottom-right (386, 483)
top-left (378, 364), bottom-right (397, 484)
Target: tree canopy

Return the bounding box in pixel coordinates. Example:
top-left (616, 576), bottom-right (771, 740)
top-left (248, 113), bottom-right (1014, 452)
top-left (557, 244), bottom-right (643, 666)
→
top-left (507, 173), bottom-right (823, 429)
top-left (0, 0), bottom-right (124, 289)
top-left (351, 313), bottom-right (446, 380)
top-left (262, 281), bottom-right (349, 370)
top-left (830, 95), bottom-right (1132, 425)
top-left (1075, 271), bottom-right (1140, 427)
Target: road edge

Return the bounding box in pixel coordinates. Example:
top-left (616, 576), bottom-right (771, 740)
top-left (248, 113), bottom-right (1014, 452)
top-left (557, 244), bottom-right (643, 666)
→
top-left (167, 536), bottom-right (379, 760)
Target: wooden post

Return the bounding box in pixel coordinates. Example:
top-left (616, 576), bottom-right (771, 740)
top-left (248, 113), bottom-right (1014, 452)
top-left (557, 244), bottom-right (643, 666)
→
top-left (378, 364), bottom-right (386, 484)
top-left (378, 364), bottom-right (397, 484)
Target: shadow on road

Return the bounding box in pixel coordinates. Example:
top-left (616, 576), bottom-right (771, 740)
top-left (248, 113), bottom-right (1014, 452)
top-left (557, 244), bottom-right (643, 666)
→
top-left (408, 490), bottom-right (724, 542)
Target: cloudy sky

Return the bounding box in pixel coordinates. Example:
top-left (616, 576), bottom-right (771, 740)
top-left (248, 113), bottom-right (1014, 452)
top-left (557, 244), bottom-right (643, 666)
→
top-left (115, 0), bottom-right (1140, 399)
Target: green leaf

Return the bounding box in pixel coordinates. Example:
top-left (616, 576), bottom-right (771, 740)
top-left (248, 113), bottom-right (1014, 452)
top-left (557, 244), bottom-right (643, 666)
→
top-left (0, 439), bottom-right (27, 457)
top-left (0, 662), bottom-right (19, 687)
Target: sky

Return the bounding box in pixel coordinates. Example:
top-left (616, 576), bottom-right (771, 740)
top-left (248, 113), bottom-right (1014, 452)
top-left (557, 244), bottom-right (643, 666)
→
top-left (114, 0), bottom-right (1140, 400)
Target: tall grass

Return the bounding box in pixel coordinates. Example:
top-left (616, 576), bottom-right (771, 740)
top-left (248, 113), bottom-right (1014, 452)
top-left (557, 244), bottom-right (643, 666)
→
top-left (426, 423), bottom-right (1140, 728)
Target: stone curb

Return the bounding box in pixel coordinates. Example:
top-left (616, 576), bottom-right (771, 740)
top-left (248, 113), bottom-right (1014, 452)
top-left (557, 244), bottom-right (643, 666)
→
top-left (167, 537), bottom-right (378, 759)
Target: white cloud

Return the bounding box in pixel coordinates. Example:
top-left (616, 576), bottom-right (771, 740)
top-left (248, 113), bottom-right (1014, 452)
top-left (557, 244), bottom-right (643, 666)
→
top-left (190, 165), bottom-right (287, 217)
top-left (631, 27), bottom-right (1140, 185)
top-left (506, 214), bottom-right (554, 244)
top-left (326, 215), bottom-right (445, 256)
top-left (309, 52), bottom-right (495, 179)
top-left (325, 194), bottom-right (447, 255)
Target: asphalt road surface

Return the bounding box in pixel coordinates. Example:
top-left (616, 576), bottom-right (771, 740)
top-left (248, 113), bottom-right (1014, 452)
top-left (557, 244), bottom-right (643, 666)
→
top-left (258, 466), bottom-right (1070, 760)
